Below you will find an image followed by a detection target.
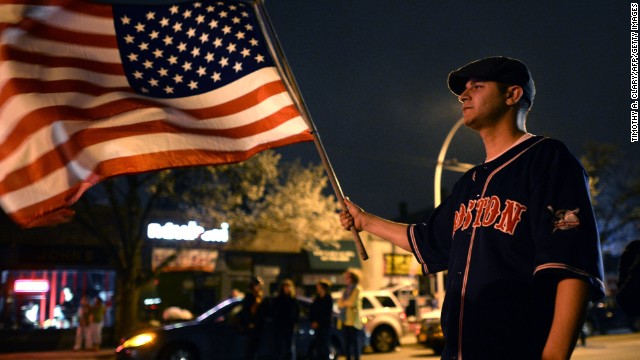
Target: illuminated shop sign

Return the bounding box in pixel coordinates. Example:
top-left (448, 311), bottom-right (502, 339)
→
top-left (14, 279), bottom-right (50, 293)
top-left (147, 221), bottom-right (229, 242)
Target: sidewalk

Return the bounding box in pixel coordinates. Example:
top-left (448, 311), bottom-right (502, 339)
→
top-left (0, 349), bottom-right (115, 360)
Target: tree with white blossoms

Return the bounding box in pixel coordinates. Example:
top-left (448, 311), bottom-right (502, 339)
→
top-left (173, 151), bottom-right (345, 249)
top-left (255, 160), bottom-right (345, 248)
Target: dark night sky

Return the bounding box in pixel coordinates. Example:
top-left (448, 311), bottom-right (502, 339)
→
top-left (264, 1), bottom-right (634, 220)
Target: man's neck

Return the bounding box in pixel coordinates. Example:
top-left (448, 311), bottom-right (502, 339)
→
top-left (480, 125), bottom-right (527, 162)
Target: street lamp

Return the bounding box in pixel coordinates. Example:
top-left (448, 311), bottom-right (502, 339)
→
top-left (432, 117), bottom-right (475, 306)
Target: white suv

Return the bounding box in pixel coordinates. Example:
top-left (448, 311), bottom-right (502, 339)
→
top-left (360, 290), bottom-right (410, 353)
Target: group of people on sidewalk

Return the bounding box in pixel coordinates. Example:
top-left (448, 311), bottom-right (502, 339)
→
top-left (73, 296), bottom-right (106, 352)
top-left (239, 269), bottom-right (363, 360)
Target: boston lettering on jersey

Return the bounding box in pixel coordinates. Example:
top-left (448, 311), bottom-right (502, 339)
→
top-left (453, 196), bottom-right (527, 235)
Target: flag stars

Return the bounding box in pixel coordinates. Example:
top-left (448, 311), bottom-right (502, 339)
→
top-left (117, 3), bottom-right (272, 98)
top-left (134, 22), bottom-right (145, 32)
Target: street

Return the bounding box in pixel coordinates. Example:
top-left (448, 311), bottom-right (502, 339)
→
top-left (0, 332), bottom-right (638, 360)
top-left (362, 331), bottom-right (640, 360)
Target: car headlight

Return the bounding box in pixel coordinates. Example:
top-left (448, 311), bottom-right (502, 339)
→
top-left (120, 333), bottom-right (156, 349)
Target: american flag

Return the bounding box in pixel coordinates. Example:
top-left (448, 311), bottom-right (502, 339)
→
top-left (0, 0), bottom-right (313, 227)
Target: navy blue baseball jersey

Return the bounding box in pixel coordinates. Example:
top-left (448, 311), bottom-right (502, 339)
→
top-left (408, 135), bottom-right (605, 360)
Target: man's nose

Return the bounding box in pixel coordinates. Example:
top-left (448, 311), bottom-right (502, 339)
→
top-left (458, 89), bottom-right (469, 103)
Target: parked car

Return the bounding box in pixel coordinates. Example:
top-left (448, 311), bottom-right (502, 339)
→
top-left (116, 296), bottom-right (343, 360)
top-left (332, 289), bottom-right (409, 353)
top-left (583, 296), bottom-right (640, 336)
top-left (417, 317), bottom-right (444, 355)
top-left (360, 290), bottom-right (410, 353)
top-left (416, 307), bottom-right (443, 354)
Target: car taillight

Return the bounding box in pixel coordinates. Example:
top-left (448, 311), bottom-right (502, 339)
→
top-left (399, 312), bottom-right (407, 321)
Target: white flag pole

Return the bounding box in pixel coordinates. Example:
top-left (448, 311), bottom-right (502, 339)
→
top-left (253, 0), bottom-right (369, 260)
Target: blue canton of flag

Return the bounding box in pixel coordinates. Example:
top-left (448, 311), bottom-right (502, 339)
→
top-left (113, 1), bottom-right (274, 98)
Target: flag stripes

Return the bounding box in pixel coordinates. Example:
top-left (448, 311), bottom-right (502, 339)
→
top-left (0, 1), bottom-right (313, 227)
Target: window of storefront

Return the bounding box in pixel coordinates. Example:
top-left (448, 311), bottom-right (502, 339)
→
top-left (0, 269), bottom-right (115, 331)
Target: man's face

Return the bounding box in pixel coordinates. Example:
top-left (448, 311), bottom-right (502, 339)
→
top-left (458, 79), bottom-right (510, 130)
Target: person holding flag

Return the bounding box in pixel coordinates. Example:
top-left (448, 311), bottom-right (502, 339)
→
top-left (340, 57), bottom-right (605, 359)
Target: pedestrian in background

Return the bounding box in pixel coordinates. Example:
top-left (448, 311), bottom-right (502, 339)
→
top-left (73, 295), bottom-right (92, 351)
top-left (90, 297), bottom-right (106, 351)
top-left (337, 270), bottom-right (363, 360)
top-left (240, 276), bottom-right (265, 360)
top-left (310, 279), bottom-right (333, 360)
top-left (273, 278), bottom-right (299, 360)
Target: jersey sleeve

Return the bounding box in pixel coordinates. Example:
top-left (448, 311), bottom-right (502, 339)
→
top-left (527, 140), bottom-right (605, 301)
top-left (407, 189), bottom-right (458, 275)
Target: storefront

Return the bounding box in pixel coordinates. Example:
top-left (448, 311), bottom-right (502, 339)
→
top-left (302, 240), bottom-right (362, 294)
top-left (0, 244), bottom-right (116, 330)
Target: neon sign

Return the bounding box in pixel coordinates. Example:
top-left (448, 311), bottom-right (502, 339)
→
top-left (147, 221), bottom-right (229, 242)
top-left (14, 279), bottom-right (50, 293)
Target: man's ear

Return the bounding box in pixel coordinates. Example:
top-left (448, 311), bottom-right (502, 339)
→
top-left (505, 85), bottom-right (524, 106)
